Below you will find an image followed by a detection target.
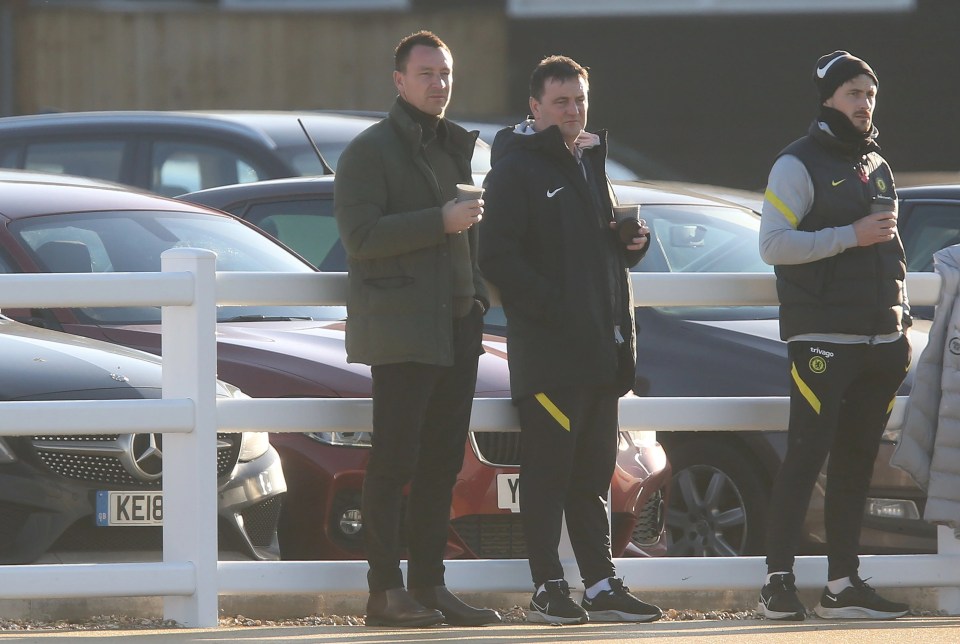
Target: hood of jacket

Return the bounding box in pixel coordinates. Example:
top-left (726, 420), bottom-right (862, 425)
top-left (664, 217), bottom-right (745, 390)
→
top-left (490, 119), bottom-right (607, 167)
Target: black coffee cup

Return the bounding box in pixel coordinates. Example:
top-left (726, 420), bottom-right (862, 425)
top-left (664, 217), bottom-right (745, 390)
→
top-left (870, 195), bottom-right (895, 215)
top-left (614, 204), bottom-right (643, 244)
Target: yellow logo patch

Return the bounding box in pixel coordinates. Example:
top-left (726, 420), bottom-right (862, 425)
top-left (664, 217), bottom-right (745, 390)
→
top-left (875, 177), bottom-right (887, 193)
top-left (809, 356), bottom-right (827, 374)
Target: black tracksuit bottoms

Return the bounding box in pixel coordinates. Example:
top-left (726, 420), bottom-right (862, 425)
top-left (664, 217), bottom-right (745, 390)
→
top-left (765, 335), bottom-right (910, 581)
top-left (516, 385), bottom-right (620, 588)
top-left (362, 305), bottom-right (483, 592)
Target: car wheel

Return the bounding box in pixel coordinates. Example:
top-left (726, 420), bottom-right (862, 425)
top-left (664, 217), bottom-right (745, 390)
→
top-left (664, 439), bottom-right (769, 556)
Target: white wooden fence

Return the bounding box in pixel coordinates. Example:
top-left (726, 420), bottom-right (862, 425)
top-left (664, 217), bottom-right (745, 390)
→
top-left (0, 248), bottom-right (957, 627)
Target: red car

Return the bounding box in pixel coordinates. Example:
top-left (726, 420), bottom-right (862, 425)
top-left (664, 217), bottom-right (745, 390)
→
top-left (0, 170), bottom-right (670, 560)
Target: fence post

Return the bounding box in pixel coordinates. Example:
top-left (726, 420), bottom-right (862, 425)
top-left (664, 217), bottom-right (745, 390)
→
top-left (160, 248), bottom-right (219, 627)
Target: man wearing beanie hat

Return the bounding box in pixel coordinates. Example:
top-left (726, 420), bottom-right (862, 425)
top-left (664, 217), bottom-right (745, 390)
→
top-left (757, 51), bottom-right (911, 622)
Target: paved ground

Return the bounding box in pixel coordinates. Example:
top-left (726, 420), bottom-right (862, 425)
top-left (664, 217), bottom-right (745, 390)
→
top-left (3, 618), bottom-right (960, 643)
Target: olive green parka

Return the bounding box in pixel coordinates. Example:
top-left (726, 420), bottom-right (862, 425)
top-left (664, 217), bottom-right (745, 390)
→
top-left (334, 99), bottom-right (487, 366)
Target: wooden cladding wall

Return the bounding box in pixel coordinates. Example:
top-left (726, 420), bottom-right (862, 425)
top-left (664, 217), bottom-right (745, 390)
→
top-left (14, 7), bottom-right (508, 117)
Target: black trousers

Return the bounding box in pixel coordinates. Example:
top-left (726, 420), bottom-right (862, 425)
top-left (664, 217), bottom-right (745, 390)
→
top-left (765, 335), bottom-right (910, 580)
top-left (516, 385), bottom-right (620, 588)
top-left (362, 305), bottom-right (483, 592)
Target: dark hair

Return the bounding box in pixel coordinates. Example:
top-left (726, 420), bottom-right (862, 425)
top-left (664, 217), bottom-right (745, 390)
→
top-left (395, 30), bottom-right (450, 72)
top-left (529, 55), bottom-right (589, 101)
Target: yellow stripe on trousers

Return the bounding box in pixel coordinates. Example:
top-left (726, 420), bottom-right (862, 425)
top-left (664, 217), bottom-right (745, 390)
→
top-left (535, 393), bottom-right (571, 431)
top-left (791, 363), bottom-right (821, 414)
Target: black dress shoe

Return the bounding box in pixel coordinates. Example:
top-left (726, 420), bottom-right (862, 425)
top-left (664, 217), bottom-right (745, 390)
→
top-left (366, 588), bottom-right (444, 627)
top-left (410, 585), bottom-right (503, 626)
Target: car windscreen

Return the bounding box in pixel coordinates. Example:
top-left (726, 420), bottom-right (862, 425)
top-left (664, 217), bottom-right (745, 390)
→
top-left (11, 210), bottom-right (346, 324)
top-left (632, 203), bottom-right (776, 321)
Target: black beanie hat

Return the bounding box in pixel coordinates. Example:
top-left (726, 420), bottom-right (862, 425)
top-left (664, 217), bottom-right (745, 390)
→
top-left (814, 51), bottom-right (878, 102)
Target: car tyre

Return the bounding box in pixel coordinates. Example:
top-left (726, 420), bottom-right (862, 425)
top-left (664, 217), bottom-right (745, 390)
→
top-left (663, 438), bottom-right (769, 556)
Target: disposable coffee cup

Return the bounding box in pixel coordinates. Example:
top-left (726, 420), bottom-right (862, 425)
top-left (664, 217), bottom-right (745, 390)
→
top-left (870, 195), bottom-right (895, 215)
top-left (456, 184), bottom-right (484, 203)
top-left (614, 204), bottom-right (643, 244)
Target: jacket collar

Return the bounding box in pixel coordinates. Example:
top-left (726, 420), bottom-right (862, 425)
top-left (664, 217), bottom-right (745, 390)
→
top-left (491, 120), bottom-right (608, 166)
top-left (388, 97), bottom-right (478, 160)
top-left (808, 119), bottom-right (881, 159)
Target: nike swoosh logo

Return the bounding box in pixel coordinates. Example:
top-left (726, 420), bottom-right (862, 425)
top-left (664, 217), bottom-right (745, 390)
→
top-left (824, 593), bottom-right (838, 601)
top-left (546, 187), bottom-right (564, 198)
top-left (816, 54), bottom-right (845, 79)
top-left (831, 179), bottom-right (846, 187)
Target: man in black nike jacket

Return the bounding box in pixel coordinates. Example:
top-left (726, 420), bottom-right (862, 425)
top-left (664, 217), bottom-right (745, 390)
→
top-left (479, 55), bottom-right (660, 626)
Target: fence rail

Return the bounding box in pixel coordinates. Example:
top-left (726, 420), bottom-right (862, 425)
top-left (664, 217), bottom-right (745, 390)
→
top-left (0, 254), bottom-right (954, 627)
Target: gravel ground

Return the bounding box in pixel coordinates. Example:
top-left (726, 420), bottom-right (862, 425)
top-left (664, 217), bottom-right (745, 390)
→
top-left (0, 607), bottom-right (945, 632)
top-left (0, 607), bottom-right (752, 631)
top-left (0, 608), bottom-right (768, 631)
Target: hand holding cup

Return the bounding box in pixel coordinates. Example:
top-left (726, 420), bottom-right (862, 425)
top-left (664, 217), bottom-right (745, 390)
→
top-left (613, 204), bottom-right (645, 245)
top-left (442, 184), bottom-right (485, 234)
top-left (854, 195), bottom-right (897, 247)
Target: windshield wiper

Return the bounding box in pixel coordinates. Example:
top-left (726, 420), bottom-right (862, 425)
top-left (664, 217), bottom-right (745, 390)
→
top-left (219, 315), bottom-right (315, 322)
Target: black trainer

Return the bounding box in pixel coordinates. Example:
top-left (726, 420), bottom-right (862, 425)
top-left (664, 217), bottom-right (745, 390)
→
top-left (527, 580), bottom-right (588, 625)
top-left (581, 577), bottom-right (662, 623)
top-left (814, 576), bottom-right (909, 619)
top-left (758, 572), bottom-right (806, 621)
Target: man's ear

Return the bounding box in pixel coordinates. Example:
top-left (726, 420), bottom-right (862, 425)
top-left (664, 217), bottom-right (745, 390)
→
top-left (529, 96), bottom-right (540, 120)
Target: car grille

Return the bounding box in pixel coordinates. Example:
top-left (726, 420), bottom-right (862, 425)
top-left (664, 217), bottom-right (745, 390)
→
top-left (450, 514), bottom-right (527, 558)
top-left (632, 489), bottom-right (665, 547)
top-left (472, 432), bottom-right (521, 466)
top-left (29, 433), bottom-right (241, 486)
top-left (241, 495), bottom-right (284, 547)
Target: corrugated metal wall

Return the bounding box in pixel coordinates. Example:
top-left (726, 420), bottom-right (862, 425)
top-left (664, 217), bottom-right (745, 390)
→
top-left (13, 6), bottom-right (508, 117)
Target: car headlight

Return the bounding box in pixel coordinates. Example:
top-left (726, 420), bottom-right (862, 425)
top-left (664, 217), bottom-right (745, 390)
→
top-left (339, 508), bottom-right (363, 536)
top-left (307, 432), bottom-right (373, 448)
top-left (238, 432), bottom-right (271, 462)
top-left (865, 498), bottom-right (920, 520)
top-left (0, 438), bottom-right (16, 464)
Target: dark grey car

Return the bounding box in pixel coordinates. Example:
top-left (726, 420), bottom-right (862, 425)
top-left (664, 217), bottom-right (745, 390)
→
top-left (0, 110), bottom-right (490, 196)
top-left (0, 316), bottom-right (286, 564)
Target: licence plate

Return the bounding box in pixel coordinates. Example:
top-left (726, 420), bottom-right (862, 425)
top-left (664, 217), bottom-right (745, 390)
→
top-left (96, 491), bottom-right (164, 526)
top-left (496, 474), bottom-right (521, 513)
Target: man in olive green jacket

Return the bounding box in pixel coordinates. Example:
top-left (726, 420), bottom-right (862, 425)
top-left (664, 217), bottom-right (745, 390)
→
top-left (333, 30), bottom-right (496, 629)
